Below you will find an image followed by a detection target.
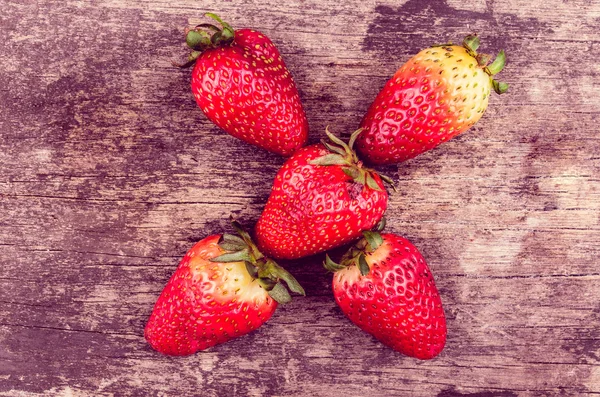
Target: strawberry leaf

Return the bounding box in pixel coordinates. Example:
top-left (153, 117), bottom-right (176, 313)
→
top-left (365, 173), bottom-right (382, 191)
top-left (378, 173), bottom-right (396, 191)
top-left (462, 35), bottom-right (480, 53)
top-left (342, 166), bottom-right (360, 179)
top-left (221, 233), bottom-right (246, 245)
top-left (358, 254), bottom-right (370, 276)
top-left (269, 262), bottom-right (305, 296)
top-left (476, 53), bottom-right (492, 67)
top-left (322, 140), bottom-right (347, 156)
top-left (205, 12), bottom-right (234, 33)
top-left (245, 262), bottom-right (258, 279)
top-left (211, 248), bottom-right (253, 263)
top-left (195, 23), bottom-right (220, 32)
top-left (281, 275), bottom-right (305, 296)
top-left (261, 260), bottom-right (305, 295)
top-left (356, 171), bottom-right (367, 186)
top-left (258, 277), bottom-right (276, 290)
top-left (347, 128), bottom-right (363, 150)
top-left (324, 126), bottom-right (347, 148)
top-left (323, 254), bottom-right (346, 272)
top-left (186, 30), bottom-right (211, 50)
top-left (373, 217), bottom-right (386, 232)
top-left (268, 282), bottom-right (292, 304)
top-left (491, 79), bottom-right (509, 94)
top-left (220, 27), bottom-right (234, 42)
top-left (309, 154), bottom-right (348, 166)
top-left (487, 50), bottom-right (506, 76)
top-left (362, 231), bottom-right (383, 252)
top-left (231, 221), bottom-right (252, 242)
top-left (218, 241), bottom-right (246, 252)
top-left (230, 220), bottom-right (263, 259)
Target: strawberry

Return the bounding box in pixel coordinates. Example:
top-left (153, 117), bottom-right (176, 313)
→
top-left (325, 229), bottom-right (446, 359)
top-left (356, 35), bottom-right (508, 165)
top-left (255, 128), bottom-right (390, 260)
top-left (144, 220), bottom-right (304, 355)
top-left (179, 13), bottom-right (308, 156)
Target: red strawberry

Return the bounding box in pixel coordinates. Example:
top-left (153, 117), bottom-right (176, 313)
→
top-left (179, 13), bottom-right (308, 156)
top-left (145, 221), bottom-right (304, 355)
top-left (326, 230), bottom-right (447, 359)
top-left (255, 128), bottom-right (390, 260)
top-left (356, 35), bottom-right (508, 165)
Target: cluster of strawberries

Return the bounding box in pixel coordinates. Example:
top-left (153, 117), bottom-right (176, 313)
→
top-left (144, 13), bottom-right (507, 360)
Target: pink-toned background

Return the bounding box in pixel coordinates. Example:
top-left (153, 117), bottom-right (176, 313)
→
top-left (1, 0), bottom-right (598, 395)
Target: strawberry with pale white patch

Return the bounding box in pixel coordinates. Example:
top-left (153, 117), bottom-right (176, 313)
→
top-left (356, 35), bottom-right (508, 165)
top-left (144, 221), bottom-right (304, 355)
top-left (255, 128), bottom-right (390, 260)
top-left (326, 228), bottom-right (447, 359)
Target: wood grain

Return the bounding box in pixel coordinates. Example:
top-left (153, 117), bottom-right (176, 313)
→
top-left (1, 0), bottom-right (599, 395)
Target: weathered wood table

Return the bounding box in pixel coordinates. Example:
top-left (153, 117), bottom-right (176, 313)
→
top-left (1, 0), bottom-right (599, 395)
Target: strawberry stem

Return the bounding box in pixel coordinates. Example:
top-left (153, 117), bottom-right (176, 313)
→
top-left (176, 13), bottom-right (235, 68)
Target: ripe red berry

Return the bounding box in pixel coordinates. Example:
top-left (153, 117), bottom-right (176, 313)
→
top-left (327, 231), bottom-right (447, 359)
top-left (255, 128), bottom-right (390, 260)
top-left (182, 13), bottom-right (308, 156)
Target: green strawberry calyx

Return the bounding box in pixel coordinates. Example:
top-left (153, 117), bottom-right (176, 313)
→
top-left (210, 219), bottom-right (305, 304)
top-left (309, 127), bottom-right (396, 192)
top-left (323, 218), bottom-right (386, 276)
top-left (435, 35), bottom-right (508, 94)
top-left (175, 13), bottom-right (235, 68)
top-left (462, 34), bottom-right (508, 95)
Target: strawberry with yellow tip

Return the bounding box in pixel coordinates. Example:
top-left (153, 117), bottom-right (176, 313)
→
top-left (356, 35), bottom-right (508, 165)
top-left (144, 220), bottom-right (304, 355)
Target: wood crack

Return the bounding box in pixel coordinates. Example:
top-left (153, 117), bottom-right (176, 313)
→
top-left (0, 322), bottom-right (140, 337)
top-left (1, 193), bottom-right (248, 205)
top-left (441, 272), bottom-right (600, 280)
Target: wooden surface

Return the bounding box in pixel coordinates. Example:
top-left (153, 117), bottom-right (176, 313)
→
top-left (1, 0), bottom-right (599, 396)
